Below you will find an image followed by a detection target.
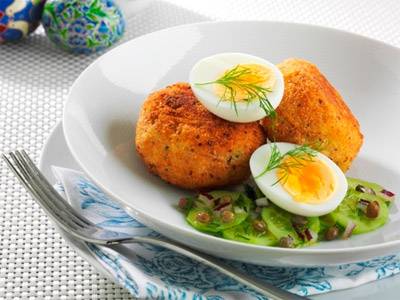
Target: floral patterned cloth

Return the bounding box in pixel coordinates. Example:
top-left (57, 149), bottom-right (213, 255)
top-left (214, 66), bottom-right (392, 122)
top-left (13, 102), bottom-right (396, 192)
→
top-left (53, 167), bottom-right (400, 299)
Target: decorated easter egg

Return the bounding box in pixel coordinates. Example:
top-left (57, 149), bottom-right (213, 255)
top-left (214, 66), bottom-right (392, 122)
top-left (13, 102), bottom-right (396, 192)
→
top-left (0, 0), bottom-right (45, 43)
top-left (41, 0), bottom-right (125, 54)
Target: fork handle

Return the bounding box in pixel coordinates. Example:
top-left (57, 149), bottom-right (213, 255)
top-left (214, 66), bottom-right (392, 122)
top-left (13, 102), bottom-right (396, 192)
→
top-left (117, 236), bottom-right (308, 300)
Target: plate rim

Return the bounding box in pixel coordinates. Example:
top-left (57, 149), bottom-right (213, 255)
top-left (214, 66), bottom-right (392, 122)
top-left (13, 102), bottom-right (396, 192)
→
top-left (63, 20), bottom-right (400, 255)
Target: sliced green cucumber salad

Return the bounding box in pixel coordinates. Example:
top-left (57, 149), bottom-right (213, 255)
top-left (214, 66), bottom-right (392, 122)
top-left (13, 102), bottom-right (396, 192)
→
top-left (178, 178), bottom-right (395, 248)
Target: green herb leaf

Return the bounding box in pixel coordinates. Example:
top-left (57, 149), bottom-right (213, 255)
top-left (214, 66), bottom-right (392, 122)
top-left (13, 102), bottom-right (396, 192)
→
top-left (255, 144), bottom-right (318, 185)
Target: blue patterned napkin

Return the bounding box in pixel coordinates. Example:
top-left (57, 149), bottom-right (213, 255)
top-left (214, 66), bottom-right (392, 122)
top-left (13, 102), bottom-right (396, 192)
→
top-left (53, 167), bottom-right (400, 299)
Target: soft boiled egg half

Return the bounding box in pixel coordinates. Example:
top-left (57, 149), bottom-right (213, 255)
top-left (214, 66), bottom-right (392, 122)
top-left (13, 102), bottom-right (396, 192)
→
top-left (250, 142), bottom-right (348, 217)
top-left (189, 53), bottom-right (284, 123)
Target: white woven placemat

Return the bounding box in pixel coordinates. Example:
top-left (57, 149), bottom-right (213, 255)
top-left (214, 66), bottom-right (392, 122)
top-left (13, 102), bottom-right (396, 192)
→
top-left (0, 0), bottom-right (399, 299)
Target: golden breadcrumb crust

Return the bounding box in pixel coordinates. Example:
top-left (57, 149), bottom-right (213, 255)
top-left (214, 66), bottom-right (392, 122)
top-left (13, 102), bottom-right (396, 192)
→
top-left (262, 58), bottom-right (363, 171)
top-left (135, 83), bottom-right (266, 190)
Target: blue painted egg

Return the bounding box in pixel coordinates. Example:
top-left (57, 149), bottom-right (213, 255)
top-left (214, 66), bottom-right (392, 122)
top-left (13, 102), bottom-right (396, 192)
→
top-left (41, 0), bottom-right (125, 54)
top-left (0, 0), bottom-right (45, 43)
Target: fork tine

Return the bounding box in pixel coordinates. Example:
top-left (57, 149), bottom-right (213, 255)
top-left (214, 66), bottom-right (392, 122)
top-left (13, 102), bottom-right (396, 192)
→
top-left (2, 153), bottom-right (32, 191)
top-left (10, 151), bottom-right (90, 231)
top-left (3, 153), bottom-right (82, 232)
top-left (12, 151), bottom-right (88, 229)
top-left (18, 150), bottom-right (93, 227)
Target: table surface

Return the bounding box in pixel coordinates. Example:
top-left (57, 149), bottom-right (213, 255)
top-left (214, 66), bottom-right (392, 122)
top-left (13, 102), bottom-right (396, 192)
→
top-left (1, 0), bottom-right (399, 299)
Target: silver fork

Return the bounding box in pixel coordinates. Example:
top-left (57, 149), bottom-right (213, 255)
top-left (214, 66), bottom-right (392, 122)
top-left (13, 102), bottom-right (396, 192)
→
top-left (2, 150), bottom-right (308, 300)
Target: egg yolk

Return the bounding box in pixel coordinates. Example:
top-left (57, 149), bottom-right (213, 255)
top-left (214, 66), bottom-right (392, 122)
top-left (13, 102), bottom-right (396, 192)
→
top-left (215, 64), bottom-right (276, 102)
top-left (276, 156), bottom-right (336, 204)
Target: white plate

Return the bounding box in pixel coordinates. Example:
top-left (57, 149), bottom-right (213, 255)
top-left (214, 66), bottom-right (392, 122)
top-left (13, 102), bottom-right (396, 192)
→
top-left (63, 21), bottom-right (400, 267)
top-left (39, 122), bottom-right (400, 299)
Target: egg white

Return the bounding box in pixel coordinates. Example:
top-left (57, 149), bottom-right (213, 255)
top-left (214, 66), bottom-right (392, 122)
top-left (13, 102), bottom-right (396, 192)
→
top-left (189, 53), bottom-right (284, 123)
top-left (249, 142), bottom-right (348, 217)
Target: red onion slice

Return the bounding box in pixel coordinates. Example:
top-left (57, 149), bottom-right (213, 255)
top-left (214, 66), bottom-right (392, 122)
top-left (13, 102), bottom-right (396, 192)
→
top-left (304, 228), bottom-right (318, 242)
top-left (199, 192), bottom-right (213, 200)
top-left (197, 193), bottom-right (214, 208)
top-left (381, 189), bottom-right (395, 200)
top-left (357, 199), bottom-right (370, 213)
top-left (214, 202), bottom-right (232, 212)
top-left (255, 197), bottom-right (269, 207)
top-left (234, 206), bottom-right (245, 214)
top-left (342, 221), bottom-right (356, 239)
top-left (293, 224), bottom-right (305, 241)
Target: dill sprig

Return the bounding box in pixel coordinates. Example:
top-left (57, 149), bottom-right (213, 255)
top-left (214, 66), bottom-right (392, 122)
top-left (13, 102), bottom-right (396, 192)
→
top-left (196, 65), bottom-right (276, 118)
top-left (255, 144), bottom-right (318, 185)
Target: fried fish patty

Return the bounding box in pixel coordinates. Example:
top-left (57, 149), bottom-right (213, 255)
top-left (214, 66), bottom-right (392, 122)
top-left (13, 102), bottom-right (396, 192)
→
top-left (135, 83), bottom-right (265, 190)
top-left (262, 58), bottom-right (363, 171)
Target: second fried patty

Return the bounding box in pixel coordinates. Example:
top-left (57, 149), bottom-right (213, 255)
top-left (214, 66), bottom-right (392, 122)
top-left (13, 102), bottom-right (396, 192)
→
top-left (262, 58), bottom-right (363, 171)
top-left (135, 82), bottom-right (266, 190)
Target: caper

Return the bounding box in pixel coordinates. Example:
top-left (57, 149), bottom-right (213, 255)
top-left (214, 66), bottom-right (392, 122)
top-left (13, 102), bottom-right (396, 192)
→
top-left (324, 226), bottom-right (339, 241)
top-left (221, 210), bottom-right (235, 223)
top-left (279, 236), bottom-right (294, 248)
top-left (252, 220), bottom-right (267, 233)
top-left (366, 201), bottom-right (380, 219)
top-left (196, 211), bottom-right (211, 224)
top-left (178, 197), bottom-right (188, 209)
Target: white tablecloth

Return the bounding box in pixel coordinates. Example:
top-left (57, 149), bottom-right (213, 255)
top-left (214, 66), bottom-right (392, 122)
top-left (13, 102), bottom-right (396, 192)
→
top-left (0, 0), bottom-right (399, 299)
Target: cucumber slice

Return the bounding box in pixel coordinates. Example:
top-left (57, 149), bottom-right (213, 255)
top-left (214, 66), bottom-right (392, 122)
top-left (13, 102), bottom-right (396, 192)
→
top-left (302, 217), bottom-right (320, 246)
top-left (186, 208), bottom-right (220, 233)
top-left (347, 177), bottom-right (383, 192)
top-left (308, 217), bottom-right (320, 233)
top-left (208, 190), bottom-right (241, 202)
top-left (186, 192), bottom-right (252, 233)
top-left (261, 205), bottom-right (321, 247)
top-left (347, 177), bottom-right (392, 204)
top-left (319, 214), bottom-right (337, 238)
top-left (329, 190), bottom-right (389, 234)
top-left (182, 177), bottom-right (392, 247)
top-left (261, 205), bottom-right (302, 246)
top-left (223, 219), bottom-right (278, 246)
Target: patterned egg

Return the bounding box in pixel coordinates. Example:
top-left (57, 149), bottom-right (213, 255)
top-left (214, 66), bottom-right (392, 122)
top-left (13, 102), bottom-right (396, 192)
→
top-left (41, 0), bottom-right (125, 54)
top-left (0, 0), bottom-right (45, 43)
